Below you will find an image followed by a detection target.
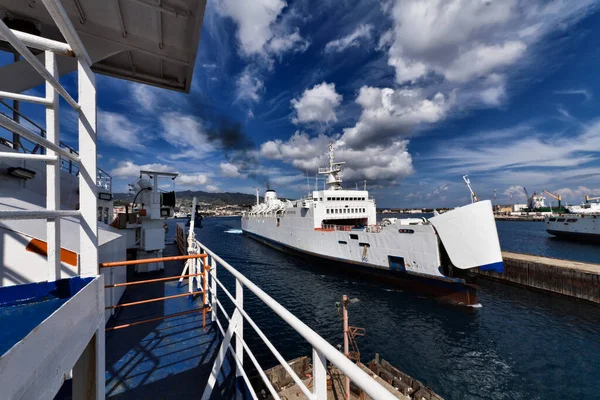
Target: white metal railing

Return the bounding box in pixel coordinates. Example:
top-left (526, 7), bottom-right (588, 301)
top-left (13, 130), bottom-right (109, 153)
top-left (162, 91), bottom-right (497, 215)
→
top-left (0, 2), bottom-right (103, 397)
top-left (177, 224), bottom-right (397, 400)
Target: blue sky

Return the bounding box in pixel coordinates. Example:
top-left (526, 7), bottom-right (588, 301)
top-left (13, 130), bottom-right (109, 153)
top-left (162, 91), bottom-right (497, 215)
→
top-left (3, 0), bottom-right (600, 208)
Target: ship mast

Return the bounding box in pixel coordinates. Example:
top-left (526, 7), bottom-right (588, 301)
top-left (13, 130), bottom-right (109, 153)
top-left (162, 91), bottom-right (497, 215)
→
top-left (318, 143), bottom-right (345, 190)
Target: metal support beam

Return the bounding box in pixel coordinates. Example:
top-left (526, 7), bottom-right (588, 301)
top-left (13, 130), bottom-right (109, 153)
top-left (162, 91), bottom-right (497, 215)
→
top-left (313, 348), bottom-right (327, 399)
top-left (46, 51), bottom-right (61, 282)
top-left (114, 0), bottom-right (128, 37)
top-left (0, 19), bottom-right (80, 110)
top-left (0, 29), bottom-right (73, 56)
top-left (77, 59), bottom-right (98, 277)
top-left (0, 91), bottom-right (52, 106)
top-left (41, 0), bottom-right (93, 66)
top-left (0, 152), bottom-right (58, 162)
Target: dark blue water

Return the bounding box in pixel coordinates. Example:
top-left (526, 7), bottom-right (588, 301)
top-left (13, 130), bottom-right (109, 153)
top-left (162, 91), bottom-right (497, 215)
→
top-left (184, 217), bottom-right (600, 400)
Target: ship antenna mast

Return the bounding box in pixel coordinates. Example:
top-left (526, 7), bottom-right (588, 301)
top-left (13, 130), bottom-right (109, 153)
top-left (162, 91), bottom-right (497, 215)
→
top-left (319, 143), bottom-right (345, 191)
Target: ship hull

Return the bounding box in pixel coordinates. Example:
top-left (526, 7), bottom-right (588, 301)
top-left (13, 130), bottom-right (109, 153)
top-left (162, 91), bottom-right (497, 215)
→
top-left (243, 229), bottom-right (478, 305)
top-left (546, 216), bottom-right (600, 243)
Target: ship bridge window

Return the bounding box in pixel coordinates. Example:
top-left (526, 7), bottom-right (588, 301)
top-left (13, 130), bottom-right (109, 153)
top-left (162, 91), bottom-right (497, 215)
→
top-left (548, 218), bottom-right (556, 222)
top-left (350, 234), bottom-right (358, 240)
top-left (359, 242), bottom-right (370, 247)
top-left (398, 229), bottom-right (414, 234)
top-left (338, 240), bottom-right (347, 245)
top-left (557, 218), bottom-right (565, 222)
top-left (566, 219), bottom-right (578, 223)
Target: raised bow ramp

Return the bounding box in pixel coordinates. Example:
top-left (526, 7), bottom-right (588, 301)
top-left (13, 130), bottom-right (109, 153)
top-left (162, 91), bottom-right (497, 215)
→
top-left (429, 200), bottom-right (504, 273)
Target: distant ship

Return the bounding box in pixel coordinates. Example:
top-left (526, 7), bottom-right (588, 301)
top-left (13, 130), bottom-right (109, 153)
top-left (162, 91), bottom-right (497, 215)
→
top-left (242, 145), bottom-right (504, 305)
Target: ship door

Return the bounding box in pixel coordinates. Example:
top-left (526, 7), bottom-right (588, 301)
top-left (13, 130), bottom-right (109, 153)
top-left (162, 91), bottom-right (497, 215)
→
top-left (388, 256), bottom-right (406, 272)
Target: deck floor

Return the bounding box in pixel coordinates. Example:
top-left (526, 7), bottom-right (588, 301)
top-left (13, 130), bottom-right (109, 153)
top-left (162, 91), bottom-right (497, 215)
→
top-left (104, 244), bottom-right (237, 399)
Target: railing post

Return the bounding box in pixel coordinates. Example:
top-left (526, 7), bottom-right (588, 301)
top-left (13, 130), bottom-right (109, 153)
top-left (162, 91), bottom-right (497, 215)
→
top-left (45, 50), bottom-right (61, 281)
top-left (313, 347), bottom-right (327, 399)
top-left (235, 278), bottom-right (244, 377)
top-left (78, 59), bottom-right (98, 278)
top-left (210, 256), bottom-right (217, 322)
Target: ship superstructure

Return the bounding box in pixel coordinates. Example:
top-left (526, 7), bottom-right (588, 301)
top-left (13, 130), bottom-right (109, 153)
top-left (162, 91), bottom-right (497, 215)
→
top-left (243, 145), bottom-right (504, 304)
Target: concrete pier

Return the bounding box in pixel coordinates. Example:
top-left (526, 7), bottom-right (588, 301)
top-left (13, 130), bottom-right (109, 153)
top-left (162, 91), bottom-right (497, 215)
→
top-left (476, 252), bottom-right (600, 303)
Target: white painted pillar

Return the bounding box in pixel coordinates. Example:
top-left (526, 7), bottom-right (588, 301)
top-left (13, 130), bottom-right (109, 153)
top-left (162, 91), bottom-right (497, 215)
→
top-left (313, 347), bottom-right (327, 399)
top-left (77, 60), bottom-right (98, 277)
top-left (45, 50), bottom-right (61, 281)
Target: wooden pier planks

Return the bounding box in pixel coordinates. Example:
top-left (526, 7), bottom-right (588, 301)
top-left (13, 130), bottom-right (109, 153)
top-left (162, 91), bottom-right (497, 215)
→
top-left (476, 252), bottom-right (600, 303)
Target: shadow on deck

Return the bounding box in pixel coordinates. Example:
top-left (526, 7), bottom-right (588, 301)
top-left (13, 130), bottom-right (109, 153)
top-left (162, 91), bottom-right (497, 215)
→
top-left (104, 244), bottom-right (241, 399)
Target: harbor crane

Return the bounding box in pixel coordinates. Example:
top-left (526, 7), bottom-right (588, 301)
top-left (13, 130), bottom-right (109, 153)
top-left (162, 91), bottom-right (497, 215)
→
top-left (585, 195), bottom-right (600, 203)
top-left (543, 190), bottom-right (562, 208)
top-left (463, 175), bottom-right (479, 203)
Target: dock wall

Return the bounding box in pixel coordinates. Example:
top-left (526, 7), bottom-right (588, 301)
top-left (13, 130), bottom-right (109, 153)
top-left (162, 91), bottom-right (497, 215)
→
top-left (475, 252), bottom-right (600, 303)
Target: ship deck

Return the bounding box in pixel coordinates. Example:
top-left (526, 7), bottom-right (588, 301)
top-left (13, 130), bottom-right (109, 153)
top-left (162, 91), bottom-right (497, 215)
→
top-left (102, 243), bottom-right (242, 399)
top-left (0, 277), bottom-right (94, 356)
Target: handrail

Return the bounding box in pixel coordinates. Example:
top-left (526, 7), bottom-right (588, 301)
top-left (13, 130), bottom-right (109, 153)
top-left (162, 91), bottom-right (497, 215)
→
top-left (185, 228), bottom-right (398, 400)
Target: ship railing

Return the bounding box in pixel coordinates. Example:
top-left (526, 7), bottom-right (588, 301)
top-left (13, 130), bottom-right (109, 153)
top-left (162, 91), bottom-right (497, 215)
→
top-left (0, 96), bottom-right (112, 192)
top-left (180, 227), bottom-right (397, 400)
top-left (0, 2), bottom-right (102, 398)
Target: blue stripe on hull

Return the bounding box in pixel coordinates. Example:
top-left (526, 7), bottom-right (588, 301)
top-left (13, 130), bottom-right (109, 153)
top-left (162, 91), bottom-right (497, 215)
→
top-left (243, 229), bottom-right (478, 305)
top-left (479, 261), bottom-right (504, 273)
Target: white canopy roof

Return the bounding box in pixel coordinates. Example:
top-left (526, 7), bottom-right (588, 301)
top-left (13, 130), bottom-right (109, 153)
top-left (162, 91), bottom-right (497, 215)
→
top-left (0, 0), bottom-right (207, 92)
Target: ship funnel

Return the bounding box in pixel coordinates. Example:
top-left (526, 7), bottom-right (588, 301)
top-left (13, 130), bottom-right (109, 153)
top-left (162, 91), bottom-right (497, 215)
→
top-left (265, 190), bottom-right (277, 204)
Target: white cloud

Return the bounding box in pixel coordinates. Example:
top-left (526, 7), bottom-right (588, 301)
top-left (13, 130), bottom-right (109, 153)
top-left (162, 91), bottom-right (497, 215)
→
top-left (325, 24), bottom-right (373, 54)
top-left (267, 30), bottom-right (310, 55)
top-left (98, 111), bottom-right (144, 149)
top-left (384, 0), bottom-right (596, 90)
top-left (236, 68), bottom-right (264, 102)
top-left (260, 132), bottom-right (414, 183)
top-left (341, 86), bottom-right (451, 149)
top-left (554, 89), bottom-right (593, 101)
top-left (130, 84), bottom-right (160, 111)
top-left (291, 82), bottom-right (342, 124)
top-left (159, 112), bottom-right (214, 159)
top-left (555, 186), bottom-right (600, 202)
top-left (219, 162), bottom-right (246, 178)
top-left (205, 185), bottom-right (220, 193)
top-left (178, 174), bottom-right (210, 185)
top-left (216, 0), bottom-right (308, 59)
top-left (479, 74), bottom-right (507, 106)
top-left (110, 161), bottom-right (173, 178)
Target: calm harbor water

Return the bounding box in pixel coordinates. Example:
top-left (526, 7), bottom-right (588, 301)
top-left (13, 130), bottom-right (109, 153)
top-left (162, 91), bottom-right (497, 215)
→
top-left (184, 216), bottom-right (600, 400)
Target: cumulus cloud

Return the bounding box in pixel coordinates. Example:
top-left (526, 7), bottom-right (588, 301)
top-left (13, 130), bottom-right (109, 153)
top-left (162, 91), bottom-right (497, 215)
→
top-left (219, 162), bottom-right (246, 178)
top-left (291, 82), bottom-right (343, 124)
top-left (98, 111), bottom-right (144, 149)
top-left (503, 185), bottom-right (528, 201)
top-left (205, 185), bottom-right (220, 193)
top-left (159, 112), bottom-right (214, 159)
top-left (236, 67), bottom-right (264, 102)
top-left (555, 186), bottom-right (600, 202)
top-left (325, 24), bottom-right (373, 53)
top-left (260, 132), bottom-right (413, 183)
top-left (384, 0), bottom-right (596, 103)
top-left (341, 86), bottom-right (452, 149)
top-left (216, 0), bottom-right (309, 59)
top-left (178, 174), bottom-right (210, 185)
top-left (110, 161), bottom-right (174, 178)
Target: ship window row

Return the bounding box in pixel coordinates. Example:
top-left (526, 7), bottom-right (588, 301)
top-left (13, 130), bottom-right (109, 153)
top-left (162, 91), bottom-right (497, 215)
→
top-left (326, 208), bottom-right (366, 214)
top-left (325, 197), bottom-right (367, 201)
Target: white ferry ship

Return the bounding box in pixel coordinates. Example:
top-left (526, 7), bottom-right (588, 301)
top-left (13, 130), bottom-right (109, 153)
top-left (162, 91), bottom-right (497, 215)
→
top-left (242, 145), bottom-right (504, 305)
top-left (545, 215), bottom-right (600, 242)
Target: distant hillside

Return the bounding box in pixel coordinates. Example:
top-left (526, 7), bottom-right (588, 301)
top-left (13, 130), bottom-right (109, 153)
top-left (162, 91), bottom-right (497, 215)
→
top-left (113, 190), bottom-right (257, 206)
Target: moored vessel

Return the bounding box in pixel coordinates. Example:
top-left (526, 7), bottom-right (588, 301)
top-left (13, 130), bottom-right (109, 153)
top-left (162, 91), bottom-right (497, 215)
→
top-left (242, 145), bottom-right (504, 305)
